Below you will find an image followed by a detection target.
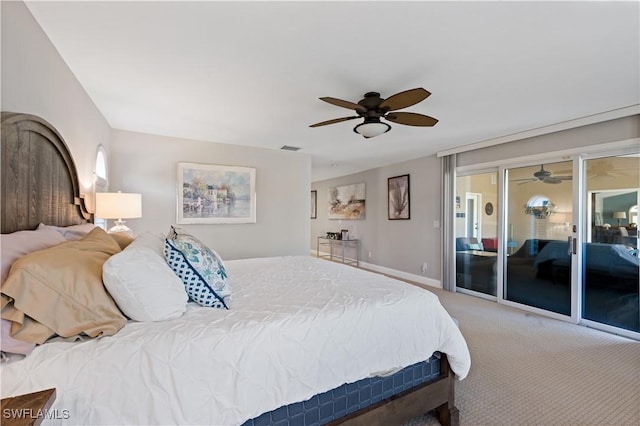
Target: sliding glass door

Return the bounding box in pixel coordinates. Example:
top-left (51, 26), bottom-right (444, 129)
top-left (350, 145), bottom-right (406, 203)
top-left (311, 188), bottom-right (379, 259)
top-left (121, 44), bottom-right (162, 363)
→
top-left (504, 161), bottom-right (573, 315)
top-left (583, 155), bottom-right (639, 332)
top-left (455, 172), bottom-right (498, 297)
top-left (453, 147), bottom-right (639, 338)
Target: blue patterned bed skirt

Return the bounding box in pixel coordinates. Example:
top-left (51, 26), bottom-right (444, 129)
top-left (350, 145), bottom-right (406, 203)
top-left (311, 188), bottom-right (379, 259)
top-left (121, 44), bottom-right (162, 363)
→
top-left (243, 354), bottom-right (441, 426)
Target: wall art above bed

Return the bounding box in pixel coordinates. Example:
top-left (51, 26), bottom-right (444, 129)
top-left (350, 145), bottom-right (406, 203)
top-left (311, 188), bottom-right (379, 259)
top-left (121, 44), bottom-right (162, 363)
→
top-left (177, 162), bottom-right (256, 224)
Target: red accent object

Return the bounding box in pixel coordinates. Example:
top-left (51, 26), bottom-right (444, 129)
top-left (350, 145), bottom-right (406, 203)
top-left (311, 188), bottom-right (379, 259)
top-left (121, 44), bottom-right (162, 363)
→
top-left (482, 238), bottom-right (498, 250)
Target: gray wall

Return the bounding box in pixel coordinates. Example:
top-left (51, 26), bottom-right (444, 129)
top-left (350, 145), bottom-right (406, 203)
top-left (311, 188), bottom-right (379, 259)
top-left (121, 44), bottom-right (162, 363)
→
top-left (110, 130), bottom-right (311, 260)
top-left (457, 115), bottom-right (640, 167)
top-left (311, 155), bottom-right (442, 283)
top-left (603, 192), bottom-right (637, 226)
top-left (1, 1), bottom-right (112, 211)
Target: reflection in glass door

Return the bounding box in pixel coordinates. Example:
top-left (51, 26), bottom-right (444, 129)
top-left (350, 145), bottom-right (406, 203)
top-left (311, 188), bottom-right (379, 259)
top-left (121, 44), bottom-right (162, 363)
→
top-left (583, 155), bottom-right (639, 333)
top-left (505, 161), bottom-right (573, 315)
top-left (455, 173), bottom-right (498, 297)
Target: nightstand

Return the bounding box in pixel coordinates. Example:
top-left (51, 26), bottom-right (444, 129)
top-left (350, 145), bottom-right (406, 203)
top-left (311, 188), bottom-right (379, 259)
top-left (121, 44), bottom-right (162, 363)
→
top-left (1, 388), bottom-right (57, 426)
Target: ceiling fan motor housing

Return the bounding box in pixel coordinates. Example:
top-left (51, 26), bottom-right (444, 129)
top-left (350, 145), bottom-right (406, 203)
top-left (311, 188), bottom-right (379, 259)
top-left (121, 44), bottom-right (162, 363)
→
top-left (533, 165), bottom-right (552, 178)
top-left (357, 92), bottom-right (386, 118)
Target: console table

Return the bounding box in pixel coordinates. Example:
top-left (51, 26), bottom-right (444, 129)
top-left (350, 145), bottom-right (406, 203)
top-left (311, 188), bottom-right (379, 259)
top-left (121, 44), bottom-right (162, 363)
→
top-left (317, 237), bottom-right (360, 267)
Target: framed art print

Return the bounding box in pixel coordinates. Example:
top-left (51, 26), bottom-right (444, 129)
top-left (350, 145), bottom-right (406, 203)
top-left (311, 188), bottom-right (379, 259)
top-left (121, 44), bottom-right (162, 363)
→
top-left (328, 183), bottom-right (365, 220)
top-left (388, 174), bottom-right (410, 220)
top-left (177, 162), bottom-right (256, 224)
top-left (311, 190), bottom-right (317, 219)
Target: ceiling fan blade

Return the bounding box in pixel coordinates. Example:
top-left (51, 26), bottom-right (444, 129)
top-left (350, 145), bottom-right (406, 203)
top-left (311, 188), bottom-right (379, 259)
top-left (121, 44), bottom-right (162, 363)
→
top-left (517, 180), bottom-right (537, 185)
top-left (309, 116), bottom-right (359, 128)
top-left (379, 88), bottom-right (431, 111)
top-left (385, 112), bottom-right (438, 127)
top-left (511, 178), bottom-right (537, 182)
top-left (542, 177), bottom-right (562, 184)
top-left (319, 97), bottom-right (367, 113)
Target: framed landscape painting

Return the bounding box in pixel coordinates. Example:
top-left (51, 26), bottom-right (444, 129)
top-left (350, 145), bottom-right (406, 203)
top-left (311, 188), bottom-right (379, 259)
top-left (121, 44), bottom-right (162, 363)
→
top-left (388, 174), bottom-right (410, 220)
top-left (328, 182), bottom-right (365, 220)
top-left (177, 162), bottom-right (256, 224)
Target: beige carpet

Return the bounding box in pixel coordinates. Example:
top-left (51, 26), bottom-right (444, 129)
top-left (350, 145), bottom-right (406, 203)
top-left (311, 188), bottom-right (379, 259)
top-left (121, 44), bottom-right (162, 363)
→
top-left (402, 287), bottom-right (640, 426)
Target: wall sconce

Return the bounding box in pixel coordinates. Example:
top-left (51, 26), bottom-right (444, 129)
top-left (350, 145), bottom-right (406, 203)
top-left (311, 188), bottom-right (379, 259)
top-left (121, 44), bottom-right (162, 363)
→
top-left (612, 211), bottom-right (626, 226)
top-left (95, 191), bottom-right (142, 235)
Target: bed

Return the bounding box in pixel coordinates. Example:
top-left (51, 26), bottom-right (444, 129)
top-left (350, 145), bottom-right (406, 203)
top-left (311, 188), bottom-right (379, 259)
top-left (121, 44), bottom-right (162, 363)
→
top-left (0, 112), bottom-right (470, 425)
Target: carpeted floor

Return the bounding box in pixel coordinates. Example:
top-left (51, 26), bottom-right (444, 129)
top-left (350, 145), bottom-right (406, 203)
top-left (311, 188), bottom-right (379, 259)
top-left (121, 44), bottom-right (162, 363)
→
top-left (402, 286), bottom-right (640, 426)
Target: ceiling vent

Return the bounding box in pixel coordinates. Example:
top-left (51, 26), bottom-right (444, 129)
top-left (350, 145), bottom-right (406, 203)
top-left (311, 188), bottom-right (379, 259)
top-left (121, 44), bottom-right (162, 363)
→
top-left (280, 145), bottom-right (301, 151)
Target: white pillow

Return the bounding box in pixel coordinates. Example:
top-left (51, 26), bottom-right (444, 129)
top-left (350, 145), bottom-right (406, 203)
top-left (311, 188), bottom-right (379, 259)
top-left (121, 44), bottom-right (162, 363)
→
top-left (37, 223), bottom-right (96, 240)
top-left (127, 230), bottom-right (165, 255)
top-left (102, 234), bottom-right (188, 322)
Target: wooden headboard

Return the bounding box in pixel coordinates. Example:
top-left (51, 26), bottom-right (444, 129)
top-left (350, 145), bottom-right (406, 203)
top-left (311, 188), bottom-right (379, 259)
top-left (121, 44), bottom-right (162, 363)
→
top-left (1, 112), bottom-right (92, 234)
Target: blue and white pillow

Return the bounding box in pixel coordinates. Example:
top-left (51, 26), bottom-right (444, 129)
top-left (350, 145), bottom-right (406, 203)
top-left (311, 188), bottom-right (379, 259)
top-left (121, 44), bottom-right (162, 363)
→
top-left (163, 233), bottom-right (230, 309)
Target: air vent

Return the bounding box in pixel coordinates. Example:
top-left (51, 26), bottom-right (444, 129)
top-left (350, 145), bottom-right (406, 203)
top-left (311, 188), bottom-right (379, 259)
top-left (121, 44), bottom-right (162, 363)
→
top-left (280, 145), bottom-right (301, 151)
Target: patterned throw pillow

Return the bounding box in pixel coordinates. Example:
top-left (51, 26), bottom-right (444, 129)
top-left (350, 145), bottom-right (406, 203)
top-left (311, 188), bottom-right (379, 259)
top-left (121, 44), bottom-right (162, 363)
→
top-left (163, 231), bottom-right (230, 309)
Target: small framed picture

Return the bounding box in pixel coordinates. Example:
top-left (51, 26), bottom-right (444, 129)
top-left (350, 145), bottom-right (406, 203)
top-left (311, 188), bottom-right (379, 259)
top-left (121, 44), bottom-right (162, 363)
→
top-left (388, 174), bottom-right (410, 220)
top-left (311, 190), bottom-right (317, 219)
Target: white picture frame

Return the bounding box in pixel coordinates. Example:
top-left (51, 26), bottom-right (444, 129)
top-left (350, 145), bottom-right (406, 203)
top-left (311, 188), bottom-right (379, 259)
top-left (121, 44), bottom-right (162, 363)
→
top-left (177, 162), bottom-right (256, 224)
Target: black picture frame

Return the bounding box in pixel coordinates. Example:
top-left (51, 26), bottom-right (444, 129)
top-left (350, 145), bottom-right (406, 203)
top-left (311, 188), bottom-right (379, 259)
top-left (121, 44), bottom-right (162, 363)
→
top-left (311, 190), bottom-right (317, 219)
top-left (388, 174), bottom-right (410, 220)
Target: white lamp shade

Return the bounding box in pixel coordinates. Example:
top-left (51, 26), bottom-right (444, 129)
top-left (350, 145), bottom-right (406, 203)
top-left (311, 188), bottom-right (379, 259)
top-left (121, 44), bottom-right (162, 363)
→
top-left (95, 192), bottom-right (142, 219)
top-left (613, 211), bottom-right (627, 219)
top-left (354, 121), bottom-right (391, 138)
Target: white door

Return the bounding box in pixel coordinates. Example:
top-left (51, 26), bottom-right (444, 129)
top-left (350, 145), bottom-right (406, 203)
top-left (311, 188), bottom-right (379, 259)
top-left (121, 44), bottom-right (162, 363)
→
top-left (466, 193), bottom-right (481, 239)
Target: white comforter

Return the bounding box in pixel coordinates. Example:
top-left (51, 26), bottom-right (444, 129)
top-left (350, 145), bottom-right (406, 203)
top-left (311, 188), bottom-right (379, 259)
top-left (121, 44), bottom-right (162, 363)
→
top-left (1, 256), bottom-right (470, 425)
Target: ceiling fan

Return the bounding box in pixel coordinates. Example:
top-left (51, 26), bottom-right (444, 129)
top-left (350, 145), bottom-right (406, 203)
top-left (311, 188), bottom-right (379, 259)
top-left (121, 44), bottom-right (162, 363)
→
top-left (511, 165), bottom-right (572, 185)
top-left (309, 88), bottom-right (438, 138)
top-left (587, 158), bottom-right (637, 179)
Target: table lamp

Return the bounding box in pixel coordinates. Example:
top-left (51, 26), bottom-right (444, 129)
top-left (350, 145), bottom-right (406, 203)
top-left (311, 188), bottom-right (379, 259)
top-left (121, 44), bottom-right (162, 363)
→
top-left (95, 191), bottom-right (142, 235)
top-left (612, 211), bottom-right (626, 226)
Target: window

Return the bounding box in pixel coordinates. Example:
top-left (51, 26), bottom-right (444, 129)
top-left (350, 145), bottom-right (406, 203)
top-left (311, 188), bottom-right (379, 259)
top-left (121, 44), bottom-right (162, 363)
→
top-left (95, 146), bottom-right (108, 230)
top-left (630, 205), bottom-right (638, 225)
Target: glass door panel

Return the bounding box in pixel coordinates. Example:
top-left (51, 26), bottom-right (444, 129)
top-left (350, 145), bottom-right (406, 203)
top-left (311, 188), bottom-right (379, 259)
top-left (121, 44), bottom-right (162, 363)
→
top-left (455, 172), bottom-right (498, 296)
top-left (505, 161), bottom-right (573, 315)
top-left (583, 155), bottom-right (639, 332)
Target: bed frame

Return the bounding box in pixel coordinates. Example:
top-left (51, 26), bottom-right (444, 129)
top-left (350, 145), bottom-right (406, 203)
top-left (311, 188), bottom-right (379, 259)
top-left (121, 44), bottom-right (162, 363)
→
top-left (1, 112), bottom-right (459, 426)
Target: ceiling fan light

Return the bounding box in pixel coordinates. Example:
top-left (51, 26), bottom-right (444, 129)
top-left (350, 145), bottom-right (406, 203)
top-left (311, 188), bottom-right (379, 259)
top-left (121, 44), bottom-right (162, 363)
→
top-left (353, 120), bottom-right (391, 138)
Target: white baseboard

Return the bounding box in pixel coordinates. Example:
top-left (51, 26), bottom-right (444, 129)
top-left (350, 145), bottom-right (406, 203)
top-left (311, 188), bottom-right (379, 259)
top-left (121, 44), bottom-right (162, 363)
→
top-left (310, 249), bottom-right (442, 289)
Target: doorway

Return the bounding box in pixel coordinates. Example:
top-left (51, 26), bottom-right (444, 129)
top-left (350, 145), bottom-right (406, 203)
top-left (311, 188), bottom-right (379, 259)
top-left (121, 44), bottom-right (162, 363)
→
top-left (466, 193), bottom-right (481, 239)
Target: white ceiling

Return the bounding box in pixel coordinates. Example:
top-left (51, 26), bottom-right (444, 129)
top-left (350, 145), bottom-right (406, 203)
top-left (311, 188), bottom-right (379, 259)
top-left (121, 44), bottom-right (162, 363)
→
top-left (25, 1), bottom-right (640, 182)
